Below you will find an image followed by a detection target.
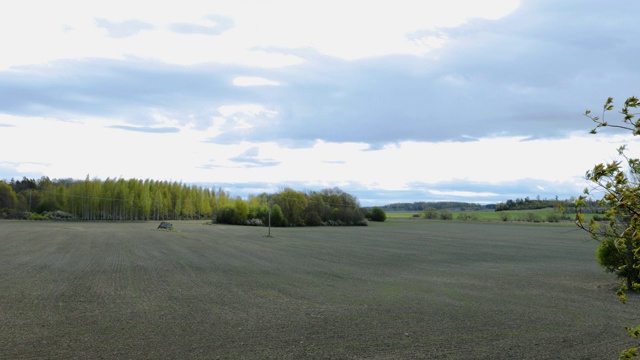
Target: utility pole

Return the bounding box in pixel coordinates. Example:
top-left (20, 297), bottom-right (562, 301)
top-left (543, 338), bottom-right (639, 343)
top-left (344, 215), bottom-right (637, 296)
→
top-left (268, 202), bottom-right (272, 237)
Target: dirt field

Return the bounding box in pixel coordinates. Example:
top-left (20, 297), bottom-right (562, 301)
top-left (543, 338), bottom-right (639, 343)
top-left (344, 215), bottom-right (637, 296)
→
top-left (0, 220), bottom-right (637, 359)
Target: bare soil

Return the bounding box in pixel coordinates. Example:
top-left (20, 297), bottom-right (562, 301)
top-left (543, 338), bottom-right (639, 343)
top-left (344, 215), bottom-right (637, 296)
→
top-left (0, 220), bottom-right (637, 359)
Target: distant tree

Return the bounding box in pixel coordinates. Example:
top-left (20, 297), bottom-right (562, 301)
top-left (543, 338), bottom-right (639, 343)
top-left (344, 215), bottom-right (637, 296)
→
top-left (234, 198), bottom-right (249, 223)
top-left (272, 188), bottom-right (307, 226)
top-left (575, 96), bottom-right (640, 359)
top-left (0, 181), bottom-right (17, 213)
top-left (270, 204), bottom-right (286, 227)
top-left (424, 208), bottom-right (438, 219)
top-left (439, 210), bottom-right (453, 220)
top-left (368, 207), bottom-right (387, 222)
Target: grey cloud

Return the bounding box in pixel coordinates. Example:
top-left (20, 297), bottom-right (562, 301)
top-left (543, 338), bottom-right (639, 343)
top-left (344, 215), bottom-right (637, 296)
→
top-left (0, 123), bottom-right (14, 127)
top-left (229, 147), bottom-right (280, 168)
top-left (95, 18), bottom-right (154, 38)
top-left (0, 0), bottom-right (638, 148)
top-left (0, 59), bottom-right (242, 128)
top-left (169, 14), bottom-right (234, 36)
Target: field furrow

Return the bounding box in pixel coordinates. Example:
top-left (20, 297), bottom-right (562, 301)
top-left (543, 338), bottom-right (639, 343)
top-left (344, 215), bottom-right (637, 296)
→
top-left (0, 220), bottom-right (638, 359)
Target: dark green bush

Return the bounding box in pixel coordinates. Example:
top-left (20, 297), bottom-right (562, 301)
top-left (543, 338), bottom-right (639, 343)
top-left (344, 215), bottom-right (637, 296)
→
top-left (368, 207), bottom-right (387, 222)
top-left (439, 210), bottom-right (453, 220)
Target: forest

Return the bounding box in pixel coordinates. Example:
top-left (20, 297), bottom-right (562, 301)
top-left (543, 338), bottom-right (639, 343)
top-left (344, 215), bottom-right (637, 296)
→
top-left (494, 196), bottom-right (605, 214)
top-left (0, 176), bottom-right (368, 226)
top-left (382, 201), bottom-right (491, 212)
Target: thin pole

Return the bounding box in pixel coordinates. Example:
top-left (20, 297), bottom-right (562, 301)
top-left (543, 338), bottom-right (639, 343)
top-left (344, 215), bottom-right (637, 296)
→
top-left (268, 202), bottom-right (271, 237)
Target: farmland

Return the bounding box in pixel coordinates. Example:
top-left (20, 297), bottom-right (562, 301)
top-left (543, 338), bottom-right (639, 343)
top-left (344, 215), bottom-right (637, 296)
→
top-left (0, 219), bottom-right (638, 359)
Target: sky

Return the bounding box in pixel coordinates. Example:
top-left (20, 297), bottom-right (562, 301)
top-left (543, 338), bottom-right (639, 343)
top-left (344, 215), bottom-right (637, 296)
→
top-left (1, 0), bottom-right (639, 206)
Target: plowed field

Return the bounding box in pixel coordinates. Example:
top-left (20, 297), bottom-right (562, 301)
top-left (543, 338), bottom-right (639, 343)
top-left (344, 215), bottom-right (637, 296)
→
top-left (0, 220), bottom-right (637, 359)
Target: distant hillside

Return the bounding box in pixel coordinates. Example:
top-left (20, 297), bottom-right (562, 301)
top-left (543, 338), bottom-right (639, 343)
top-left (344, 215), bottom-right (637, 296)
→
top-left (381, 201), bottom-right (495, 212)
top-left (381, 198), bottom-right (607, 214)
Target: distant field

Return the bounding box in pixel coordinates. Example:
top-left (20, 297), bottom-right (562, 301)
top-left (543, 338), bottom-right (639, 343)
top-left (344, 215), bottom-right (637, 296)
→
top-left (0, 220), bottom-right (637, 359)
top-left (387, 208), bottom-right (588, 222)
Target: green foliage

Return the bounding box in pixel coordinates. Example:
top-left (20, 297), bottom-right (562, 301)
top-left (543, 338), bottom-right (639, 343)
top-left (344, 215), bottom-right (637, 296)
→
top-left (525, 212), bottom-right (542, 223)
top-left (0, 181), bottom-right (17, 211)
top-left (28, 213), bottom-right (46, 220)
top-left (595, 237), bottom-right (628, 275)
top-left (423, 208), bottom-right (438, 219)
top-left (216, 205), bottom-right (241, 225)
top-left (383, 201), bottom-right (487, 212)
top-left (368, 207), bottom-right (387, 222)
top-left (546, 213), bottom-right (562, 223)
top-left (270, 204), bottom-right (286, 227)
top-left (234, 198), bottom-right (250, 222)
top-left (439, 210), bottom-right (453, 220)
top-left (271, 188), bottom-right (308, 226)
top-left (577, 96), bottom-right (640, 358)
top-left (304, 211), bottom-right (323, 226)
top-left (457, 212), bottom-right (479, 221)
top-left (0, 177), bottom-right (367, 227)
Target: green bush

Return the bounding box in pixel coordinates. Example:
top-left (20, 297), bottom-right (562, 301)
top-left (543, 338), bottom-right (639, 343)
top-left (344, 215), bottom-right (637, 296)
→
top-left (439, 210), bottom-right (453, 220)
top-left (526, 213), bottom-right (542, 223)
top-left (28, 213), bottom-right (46, 221)
top-left (216, 206), bottom-right (240, 224)
top-left (368, 207), bottom-right (387, 222)
top-left (457, 213), bottom-right (479, 221)
top-left (546, 213), bottom-right (562, 223)
top-left (595, 237), bottom-right (626, 275)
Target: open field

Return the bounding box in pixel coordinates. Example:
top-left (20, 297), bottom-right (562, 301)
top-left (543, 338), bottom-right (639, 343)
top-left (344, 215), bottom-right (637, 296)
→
top-left (0, 219), bottom-right (638, 359)
top-left (386, 208), bottom-right (591, 222)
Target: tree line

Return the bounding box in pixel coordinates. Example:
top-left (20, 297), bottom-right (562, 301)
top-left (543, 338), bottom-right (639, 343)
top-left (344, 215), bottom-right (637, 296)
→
top-left (382, 201), bottom-right (490, 212)
top-left (0, 176), bottom-right (369, 226)
top-left (495, 196), bottom-right (606, 214)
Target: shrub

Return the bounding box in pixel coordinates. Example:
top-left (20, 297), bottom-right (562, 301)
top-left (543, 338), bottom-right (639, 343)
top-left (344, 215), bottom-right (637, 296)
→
top-left (216, 206), bottom-right (240, 224)
top-left (439, 210), bottom-right (453, 220)
top-left (499, 212), bottom-right (510, 222)
top-left (546, 213), bottom-right (562, 223)
top-left (243, 218), bottom-right (264, 226)
top-left (526, 213), bottom-right (543, 223)
top-left (595, 237), bottom-right (627, 276)
top-left (457, 213), bottom-right (479, 221)
top-left (424, 208), bottom-right (438, 219)
top-left (28, 213), bottom-right (46, 220)
top-left (368, 207), bottom-right (387, 222)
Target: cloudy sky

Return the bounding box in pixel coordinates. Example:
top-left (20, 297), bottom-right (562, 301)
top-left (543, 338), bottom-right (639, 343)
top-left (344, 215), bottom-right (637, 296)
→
top-left (1, 0), bottom-right (639, 206)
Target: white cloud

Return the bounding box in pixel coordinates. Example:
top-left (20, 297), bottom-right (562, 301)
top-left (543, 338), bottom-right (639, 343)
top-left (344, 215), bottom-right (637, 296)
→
top-left (4, 0), bottom-right (640, 206)
top-left (0, 0), bottom-right (520, 70)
